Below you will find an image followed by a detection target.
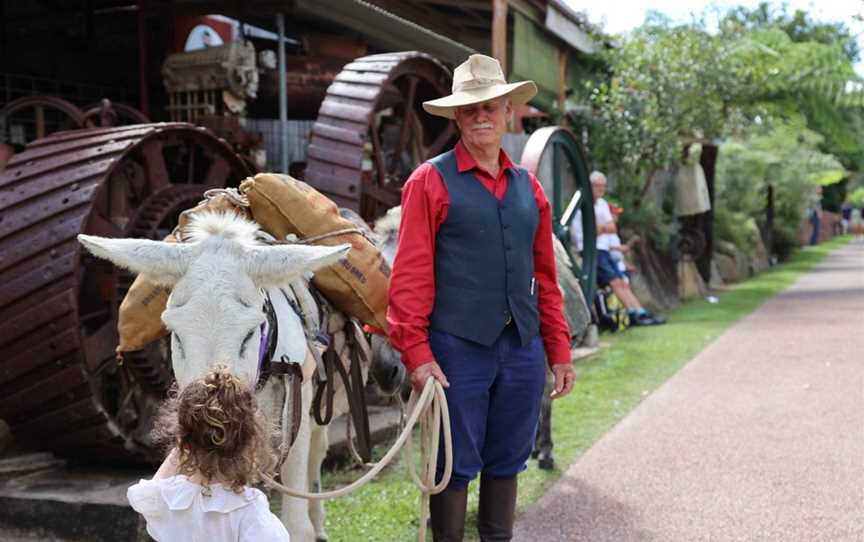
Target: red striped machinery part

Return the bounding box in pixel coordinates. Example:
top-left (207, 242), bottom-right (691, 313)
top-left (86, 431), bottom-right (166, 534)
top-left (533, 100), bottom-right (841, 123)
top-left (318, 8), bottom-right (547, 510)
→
top-left (305, 51), bottom-right (457, 223)
top-left (0, 123), bottom-right (250, 462)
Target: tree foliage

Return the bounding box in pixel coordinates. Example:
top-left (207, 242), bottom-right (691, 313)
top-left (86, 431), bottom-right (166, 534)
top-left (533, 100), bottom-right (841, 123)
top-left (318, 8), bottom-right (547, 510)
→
top-left (569, 2), bottom-right (863, 256)
top-left (716, 116), bottom-right (845, 257)
top-left (720, 2), bottom-right (860, 63)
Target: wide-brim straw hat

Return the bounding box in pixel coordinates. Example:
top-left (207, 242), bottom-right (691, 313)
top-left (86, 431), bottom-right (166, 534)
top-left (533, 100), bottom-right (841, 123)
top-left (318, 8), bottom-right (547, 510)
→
top-left (422, 54), bottom-right (537, 119)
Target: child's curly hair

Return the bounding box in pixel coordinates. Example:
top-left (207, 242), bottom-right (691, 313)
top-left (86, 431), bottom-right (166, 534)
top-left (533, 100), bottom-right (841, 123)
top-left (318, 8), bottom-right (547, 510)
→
top-left (156, 366), bottom-right (274, 493)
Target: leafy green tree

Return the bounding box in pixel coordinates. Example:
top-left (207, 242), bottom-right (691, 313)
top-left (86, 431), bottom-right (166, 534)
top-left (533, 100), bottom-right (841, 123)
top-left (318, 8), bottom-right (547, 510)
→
top-left (720, 2), bottom-right (859, 63)
top-left (571, 4), bottom-right (860, 255)
top-left (715, 115), bottom-right (846, 258)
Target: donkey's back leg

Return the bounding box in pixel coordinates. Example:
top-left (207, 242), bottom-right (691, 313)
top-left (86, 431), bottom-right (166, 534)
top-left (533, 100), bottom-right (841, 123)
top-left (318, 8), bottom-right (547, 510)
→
top-left (534, 369), bottom-right (555, 470)
top-left (308, 422), bottom-right (329, 542)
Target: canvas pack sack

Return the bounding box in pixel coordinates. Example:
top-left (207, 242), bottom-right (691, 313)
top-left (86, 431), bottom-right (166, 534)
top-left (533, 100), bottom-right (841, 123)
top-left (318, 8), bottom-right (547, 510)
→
top-left (239, 173), bottom-right (390, 332)
top-left (115, 192), bottom-right (252, 353)
top-left (115, 233), bottom-right (175, 353)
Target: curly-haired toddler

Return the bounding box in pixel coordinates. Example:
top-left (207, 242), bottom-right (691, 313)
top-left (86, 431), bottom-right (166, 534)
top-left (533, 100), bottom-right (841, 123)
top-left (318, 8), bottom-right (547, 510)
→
top-left (127, 366), bottom-right (289, 541)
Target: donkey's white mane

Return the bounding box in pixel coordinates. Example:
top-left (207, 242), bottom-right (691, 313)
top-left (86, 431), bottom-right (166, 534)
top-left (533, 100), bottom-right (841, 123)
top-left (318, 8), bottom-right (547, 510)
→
top-left (372, 205), bottom-right (401, 247)
top-left (373, 205), bottom-right (400, 235)
top-left (184, 210), bottom-right (260, 244)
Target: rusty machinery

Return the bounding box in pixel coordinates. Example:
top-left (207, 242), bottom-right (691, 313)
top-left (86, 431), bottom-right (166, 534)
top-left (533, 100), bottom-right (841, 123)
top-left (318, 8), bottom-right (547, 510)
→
top-left (305, 51), bottom-right (456, 222)
top-left (162, 41), bottom-right (260, 122)
top-left (0, 96), bottom-right (150, 145)
top-left (0, 123), bottom-right (250, 461)
top-left (0, 48), bottom-right (455, 462)
top-left (162, 41), bottom-right (265, 172)
top-left (161, 43), bottom-right (457, 223)
top-left (0, 97), bottom-right (151, 173)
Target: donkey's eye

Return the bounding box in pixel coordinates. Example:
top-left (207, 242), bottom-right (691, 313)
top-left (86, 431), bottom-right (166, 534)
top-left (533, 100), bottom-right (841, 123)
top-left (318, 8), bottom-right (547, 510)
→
top-left (239, 328), bottom-right (256, 357)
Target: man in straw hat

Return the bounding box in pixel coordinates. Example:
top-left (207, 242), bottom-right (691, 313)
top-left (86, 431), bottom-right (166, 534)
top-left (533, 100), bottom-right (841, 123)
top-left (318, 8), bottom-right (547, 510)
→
top-left (388, 54), bottom-right (576, 541)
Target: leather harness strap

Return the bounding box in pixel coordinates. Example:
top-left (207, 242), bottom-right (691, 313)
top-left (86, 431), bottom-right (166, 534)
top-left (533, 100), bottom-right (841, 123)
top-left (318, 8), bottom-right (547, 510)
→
top-left (312, 345), bottom-right (337, 426)
top-left (256, 293), bottom-right (279, 391)
top-left (257, 283), bottom-right (373, 464)
top-left (311, 326), bottom-right (373, 463)
top-left (271, 356), bottom-right (304, 448)
top-left (256, 291), bottom-right (304, 452)
top-left (345, 327), bottom-right (372, 463)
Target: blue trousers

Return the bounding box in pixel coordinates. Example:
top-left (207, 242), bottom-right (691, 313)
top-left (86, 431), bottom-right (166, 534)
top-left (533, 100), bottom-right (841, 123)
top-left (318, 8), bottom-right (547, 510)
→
top-left (809, 214), bottom-right (820, 245)
top-left (430, 324), bottom-right (546, 489)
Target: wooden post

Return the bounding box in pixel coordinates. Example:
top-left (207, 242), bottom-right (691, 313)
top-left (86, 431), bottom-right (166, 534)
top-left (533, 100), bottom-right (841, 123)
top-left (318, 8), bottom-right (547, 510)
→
top-left (492, 0), bottom-right (508, 70)
top-left (136, 0), bottom-right (150, 118)
top-left (558, 46), bottom-right (568, 112)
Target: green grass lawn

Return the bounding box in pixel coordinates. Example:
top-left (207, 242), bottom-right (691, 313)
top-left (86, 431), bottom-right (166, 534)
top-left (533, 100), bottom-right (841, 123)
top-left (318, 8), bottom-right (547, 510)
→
top-left (314, 238), bottom-right (849, 541)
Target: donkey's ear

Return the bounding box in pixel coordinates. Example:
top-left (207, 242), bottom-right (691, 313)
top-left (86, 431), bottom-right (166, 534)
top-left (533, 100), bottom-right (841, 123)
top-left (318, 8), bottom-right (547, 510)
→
top-left (242, 243), bottom-right (350, 289)
top-left (77, 235), bottom-right (195, 287)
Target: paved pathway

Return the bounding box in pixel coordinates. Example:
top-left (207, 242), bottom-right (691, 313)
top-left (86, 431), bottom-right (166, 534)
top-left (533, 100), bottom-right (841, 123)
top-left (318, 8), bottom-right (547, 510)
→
top-left (514, 242), bottom-right (864, 541)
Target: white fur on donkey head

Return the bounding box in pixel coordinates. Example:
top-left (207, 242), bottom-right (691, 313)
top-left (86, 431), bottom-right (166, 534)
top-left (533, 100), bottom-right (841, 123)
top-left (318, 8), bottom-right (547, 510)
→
top-left (77, 210), bottom-right (350, 387)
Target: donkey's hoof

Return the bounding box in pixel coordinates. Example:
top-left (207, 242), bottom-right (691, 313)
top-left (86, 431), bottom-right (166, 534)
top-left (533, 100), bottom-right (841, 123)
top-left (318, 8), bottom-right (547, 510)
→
top-left (538, 456), bottom-right (555, 470)
top-left (316, 537), bottom-right (328, 542)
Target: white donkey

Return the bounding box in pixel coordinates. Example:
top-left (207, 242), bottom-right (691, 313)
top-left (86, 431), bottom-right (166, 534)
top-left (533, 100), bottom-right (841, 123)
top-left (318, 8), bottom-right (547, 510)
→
top-left (79, 211), bottom-right (365, 542)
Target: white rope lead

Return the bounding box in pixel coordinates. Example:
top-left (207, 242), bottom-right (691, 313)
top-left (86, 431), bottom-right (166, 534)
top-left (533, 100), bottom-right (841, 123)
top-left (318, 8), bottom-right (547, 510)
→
top-left (261, 377), bottom-right (452, 542)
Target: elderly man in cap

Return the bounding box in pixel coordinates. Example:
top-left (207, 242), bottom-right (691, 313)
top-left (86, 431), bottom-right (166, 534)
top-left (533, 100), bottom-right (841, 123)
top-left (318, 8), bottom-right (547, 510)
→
top-left (387, 54), bottom-right (576, 541)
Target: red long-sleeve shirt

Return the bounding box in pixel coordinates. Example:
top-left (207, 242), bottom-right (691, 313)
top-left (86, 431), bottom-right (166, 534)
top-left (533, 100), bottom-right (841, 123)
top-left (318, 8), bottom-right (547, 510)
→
top-left (387, 140), bottom-right (572, 373)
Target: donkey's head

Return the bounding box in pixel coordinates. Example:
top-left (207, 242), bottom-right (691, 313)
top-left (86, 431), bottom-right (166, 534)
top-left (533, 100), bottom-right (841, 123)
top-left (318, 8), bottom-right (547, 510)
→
top-left (78, 211), bottom-right (349, 388)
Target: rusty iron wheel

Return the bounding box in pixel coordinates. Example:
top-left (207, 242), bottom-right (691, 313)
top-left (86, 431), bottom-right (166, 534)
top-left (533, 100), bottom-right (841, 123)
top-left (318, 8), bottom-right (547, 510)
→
top-left (305, 52), bottom-right (456, 222)
top-left (0, 95), bottom-right (86, 144)
top-left (0, 123), bottom-right (250, 461)
top-left (82, 100), bottom-right (152, 129)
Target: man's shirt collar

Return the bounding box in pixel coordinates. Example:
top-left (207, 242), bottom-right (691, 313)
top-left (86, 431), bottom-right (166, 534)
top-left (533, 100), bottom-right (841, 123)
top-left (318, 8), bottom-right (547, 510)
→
top-left (454, 139), bottom-right (515, 175)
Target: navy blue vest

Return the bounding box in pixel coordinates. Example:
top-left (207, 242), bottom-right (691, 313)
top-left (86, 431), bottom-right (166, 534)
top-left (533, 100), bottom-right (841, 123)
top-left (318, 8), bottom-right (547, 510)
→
top-left (428, 149), bottom-right (540, 347)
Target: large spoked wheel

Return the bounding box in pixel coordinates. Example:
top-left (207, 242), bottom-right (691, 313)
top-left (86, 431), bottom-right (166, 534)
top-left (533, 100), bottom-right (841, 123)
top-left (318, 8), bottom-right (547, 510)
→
top-left (0, 96), bottom-right (86, 144)
top-left (306, 52), bottom-right (456, 222)
top-left (521, 126), bottom-right (597, 302)
top-left (0, 123), bottom-right (250, 461)
top-left (82, 100), bottom-right (151, 128)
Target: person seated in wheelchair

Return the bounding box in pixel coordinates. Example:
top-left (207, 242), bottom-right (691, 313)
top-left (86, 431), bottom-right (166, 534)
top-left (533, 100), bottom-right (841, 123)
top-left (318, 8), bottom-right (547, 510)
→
top-left (571, 171), bottom-right (665, 327)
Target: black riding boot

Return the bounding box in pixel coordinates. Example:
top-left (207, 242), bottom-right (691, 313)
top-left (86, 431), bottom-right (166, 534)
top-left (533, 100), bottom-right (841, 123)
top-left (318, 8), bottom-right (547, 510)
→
top-left (477, 474), bottom-right (518, 541)
top-left (430, 485), bottom-right (468, 542)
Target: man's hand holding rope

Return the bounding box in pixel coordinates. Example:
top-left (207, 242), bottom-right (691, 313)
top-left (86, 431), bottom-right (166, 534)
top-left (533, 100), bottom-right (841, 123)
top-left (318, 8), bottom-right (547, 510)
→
top-left (409, 360), bottom-right (450, 393)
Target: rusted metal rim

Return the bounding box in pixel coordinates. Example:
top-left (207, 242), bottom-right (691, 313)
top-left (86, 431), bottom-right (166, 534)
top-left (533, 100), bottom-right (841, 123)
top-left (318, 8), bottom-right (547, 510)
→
top-left (0, 123), bottom-right (249, 461)
top-left (0, 96), bottom-right (87, 142)
top-left (82, 100), bottom-right (151, 128)
top-left (521, 126), bottom-right (597, 302)
top-left (305, 51), bottom-right (456, 222)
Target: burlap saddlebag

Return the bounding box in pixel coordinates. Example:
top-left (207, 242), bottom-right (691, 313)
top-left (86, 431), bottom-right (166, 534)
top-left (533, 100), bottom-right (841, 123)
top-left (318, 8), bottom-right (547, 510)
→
top-left (239, 173), bottom-right (390, 332)
top-left (115, 192), bottom-right (252, 353)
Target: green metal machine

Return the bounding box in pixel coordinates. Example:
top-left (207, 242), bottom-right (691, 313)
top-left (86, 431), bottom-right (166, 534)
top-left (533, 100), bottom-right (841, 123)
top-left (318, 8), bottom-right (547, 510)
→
top-left (521, 126), bottom-right (597, 303)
